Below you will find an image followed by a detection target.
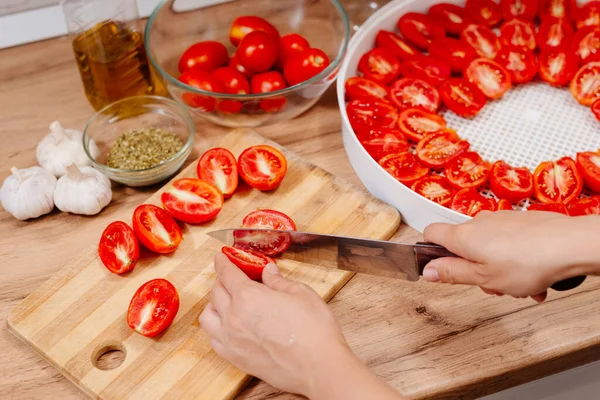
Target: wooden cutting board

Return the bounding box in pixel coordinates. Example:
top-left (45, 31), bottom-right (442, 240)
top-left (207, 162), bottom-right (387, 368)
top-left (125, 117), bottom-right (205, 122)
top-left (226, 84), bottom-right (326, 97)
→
top-left (7, 128), bottom-right (400, 400)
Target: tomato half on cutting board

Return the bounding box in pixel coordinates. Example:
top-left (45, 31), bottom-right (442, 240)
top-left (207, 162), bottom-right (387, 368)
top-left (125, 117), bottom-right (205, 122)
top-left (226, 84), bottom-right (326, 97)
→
top-left (490, 160), bottom-right (534, 203)
top-left (127, 278), bottom-right (180, 337)
top-left (500, 0), bottom-right (539, 21)
top-left (197, 148), bottom-right (239, 198)
top-left (428, 37), bottom-right (478, 73)
top-left (499, 19), bottom-right (537, 52)
top-left (378, 152), bottom-right (430, 186)
top-left (133, 204), bottom-right (182, 254)
top-left (538, 49), bottom-right (579, 86)
top-left (397, 108), bottom-right (447, 142)
top-left (570, 62), bottom-right (600, 106)
top-left (345, 77), bottom-right (388, 102)
top-left (233, 209), bottom-right (297, 256)
top-left (577, 151), bottom-right (600, 193)
top-left (161, 178), bottom-right (224, 224)
top-left (411, 175), bottom-right (455, 206)
top-left (397, 12), bottom-right (446, 50)
top-left (375, 30), bottom-right (418, 60)
top-left (465, 0), bottom-right (503, 28)
top-left (528, 202), bottom-right (569, 214)
top-left (537, 18), bottom-right (574, 51)
top-left (495, 47), bottom-right (537, 84)
top-left (359, 128), bottom-right (410, 160)
top-left (428, 3), bottom-right (474, 36)
top-left (416, 130), bottom-right (470, 169)
top-left (357, 48), bottom-right (401, 85)
top-left (466, 58), bottom-right (512, 99)
top-left (346, 99), bottom-right (399, 135)
top-left (222, 245), bottom-right (275, 281)
top-left (534, 157), bottom-right (583, 204)
top-left (461, 24), bottom-right (501, 59)
top-left (568, 196), bottom-right (600, 216)
top-left (229, 16), bottom-right (280, 47)
top-left (98, 221), bottom-right (140, 274)
top-left (238, 145), bottom-right (288, 191)
top-left (450, 188), bottom-right (497, 217)
top-left (389, 78), bottom-right (441, 113)
top-left (444, 152), bottom-right (491, 189)
top-left (440, 78), bottom-right (487, 118)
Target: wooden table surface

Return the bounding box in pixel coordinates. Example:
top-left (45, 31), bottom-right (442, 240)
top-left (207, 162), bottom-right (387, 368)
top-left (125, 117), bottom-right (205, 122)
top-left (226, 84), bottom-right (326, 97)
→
top-left (2, 34), bottom-right (600, 400)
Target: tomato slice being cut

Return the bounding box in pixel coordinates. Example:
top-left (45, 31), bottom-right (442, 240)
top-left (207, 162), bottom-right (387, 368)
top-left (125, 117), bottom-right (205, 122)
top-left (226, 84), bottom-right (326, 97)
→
top-left (375, 30), bottom-right (419, 61)
top-left (398, 12), bottom-right (446, 50)
top-left (400, 55), bottom-right (452, 87)
top-left (490, 160), bottom-right (534, 203)
top-left (538, 49), bottom-right (579, 86)
top-left (537, 18), bottom-right (574, 51)
top-left (428, 3), bottom-right (475, 36)
top-left (568, 196), bottom-right (600, 216)
top-left (411, 175), bottom-right (455, 207)
top-left (233, 209), bottom-right (296, 257)
top-left (132, 204), bottom-right (182, 254)
top-left (444, 152), bottom-right (491, 189)
top-left (495, 47), bottom-right (537, 84)
top-left (389, 78), bottom-right (441, 113)
top-left (572, 26), bottom-right (600, 64)
top-left (592, 99), bottom-right (600, 122)
top-left (461, 24), bottom-right (501, 59)
top-left (577, 151), bottom-right (600, 193)
top-left (499, 19), bottom-right (537, 52)
top-left (378, 152), bottom-right (430, 186)
top-left (345, 77), bottom-right (388, 102)
top-left (346, 99), bottom-right (399, 136)
top-left (496, 199), bottom-right (514, 210)
top-left (428, 37), bottom-right (478, 73)
top-left (397, 108), bottom-right (447, 142)
top-left (528, 202), bottom-right (569, 214)
top-left (576, 1), bottom-right (600, 29)
top-left (500, 0), bottom-right (539, 21)
top-left (127, 278), bottom-right (180, 337)
top-left (571, 62), bottom-right (600, 106)
top-left (98, 221), bottom-right (140, 274)
top-left (161, 178), bottom-right (224, 224)
top-left (358, 48), bottom-right (402, 85)
top-left (222, 245), bottom-right (275, 281)
top-left (534, 157), bottom-right (583, 204)
top-left (440, 78), bottom-right (487, 118)
top-left (238, 145), bottom-right (288, 191)
top-left (466, 0), bottom-right (503, 28)
top-left (416, 130), bottom-right (470, 169)
top-left (466, 58), bottom-right (512, 99)
top-left (197, 148), bottom-right (238, 199)
top-left (539, 0), bottom-right (574, 22)
top-left (451, 188), bottom-right (497, 216)
top-left (359, 128), bottom-right (410, 161)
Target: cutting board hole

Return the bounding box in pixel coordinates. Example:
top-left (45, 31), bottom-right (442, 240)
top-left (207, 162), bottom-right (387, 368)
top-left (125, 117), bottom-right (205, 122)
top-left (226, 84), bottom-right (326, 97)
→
top-left (93, 342), bottom-right (126, 371)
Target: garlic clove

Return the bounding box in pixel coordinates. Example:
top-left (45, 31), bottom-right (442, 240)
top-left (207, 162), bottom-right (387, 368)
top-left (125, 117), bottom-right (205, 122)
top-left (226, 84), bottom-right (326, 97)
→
top-left (0, 166), bottom-right (57, 220)
top-left (54, 163), bottom-right (112, 216)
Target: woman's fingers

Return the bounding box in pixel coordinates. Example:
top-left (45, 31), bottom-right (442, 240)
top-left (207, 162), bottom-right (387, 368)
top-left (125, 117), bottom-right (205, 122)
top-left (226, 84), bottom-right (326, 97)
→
top-left (531, 291), bottom-right (548, 303)
top-left (215, 252), bottom-right (253, 294)
top-left (211, 281), bottom-right (231, 317)
top-left (199, 302), bottom-right (222, 338)
top-left (422, 257), bottom-right (484, 286)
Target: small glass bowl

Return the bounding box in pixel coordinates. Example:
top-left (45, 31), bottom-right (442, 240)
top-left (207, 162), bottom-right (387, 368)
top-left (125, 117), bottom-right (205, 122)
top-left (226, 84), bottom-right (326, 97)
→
top-left (83, 95), bottom-right (194, 187)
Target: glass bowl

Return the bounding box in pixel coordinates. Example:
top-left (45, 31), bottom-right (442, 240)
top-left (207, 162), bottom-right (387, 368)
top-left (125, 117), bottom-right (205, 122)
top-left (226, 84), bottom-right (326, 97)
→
top-left (83, 95), bottom-right (194, 187)
top-left (144, 0), bottom-right (350, 128)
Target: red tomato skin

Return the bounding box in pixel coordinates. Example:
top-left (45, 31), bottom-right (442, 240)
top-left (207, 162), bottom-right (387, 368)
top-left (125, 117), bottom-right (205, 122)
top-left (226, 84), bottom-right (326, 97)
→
top-left (428, 37), bottom-right (478, 73)
top-left (440, 78), bottom-right (487, 118)
top-left (230, 16), bottom-right (280, 47)
top-left (496, 199), bottom-right (514, 210)
top-left (416, 130), bottom-right (471, 169)
top-left (127, 279), bottom-right (180, 337)
top-left (539, 0), bottom-right (575, 22)
top-left (466, 58), bottom-right (513, 99)
top-left (570, 62), bottom-right (600, 106)
top-left (528, 202), bottom-right (569, 214)
top-left (251, 71), bottom-right (287, 113)
top-left (592, 99), bottom-right (600, 122)
top-left (237, 31), bottom-right (279, 73)
top-left (359, 127), bottom-right (410, 160)
top-left (538, 49), bottom-right (579, 86)
top-left (212, 67), bottom-right (251, 95)
top-left (346, 99), bottom-right (399, 136)
top-left (576, 1), bottom-right (600, 29)
top-left (577, 151), bottom-right (600, 193)
top-left (495, 47), bottom-right (538, 84)
top-left (98, 221), bottom-right (140, 275)
top-left (178, 41), bottom-right (228, 74)
top-left (222, 246), bottom-right (275, 281)
top-left (398, 12), bottom-right (446, 50)
top-left (178, 71), bottom-right (225, 111)
top-left (533, 157), bottom-right (583, 204)
top-left (357, 48), bottom-right (401, 85)
top-left (375, 30), bottom-right (419, 60)
top-left (568, 196), bottom-right (600, 216)
top-left (500, 0), bottom-right (539, 21)
top-left (450, 188), bottom-right (497, 216)
top-left (276, 33), bottom-right (310, 70)
top-left (197, 148), bottom-right (239, 199)
top-left (389, 78), bottom-right (441, 113)
top-left (461, 24), bottom-right (501, 59)
top-left (132, 204), bottom-right (182, 254)
top-left (428, 3), bottom-right (475, 36)
top-left (378, 152), bottom-right (430, 186)
top-left (284, 48), bottom-right (331, 86)
top-left (490, 160), bottom-right (534, 203)
top-left (572, 26), bottom-right (600, 64)
top-left (161, 179), bottom-right (224, 224)
top-left (237, 145), bottom-right (288, 191)
top-left (228, 53), bottom-right (252, 78)
top-left (499, 19), bottom-right (537, 52)
top-left (444, 152), bottom-right (491, 189)
top-left (537, 18), bottom-right (574, 51)
top-left (397, 108), bottom-right (447, 142)
top-left (466, 0), bottom-right (503, 27)
top-left (411, 175), bottom-right (455, 206)
top-left (400, 55), bottom-right (452, 87)
top-left (345, 77), bottom-right (388, 102)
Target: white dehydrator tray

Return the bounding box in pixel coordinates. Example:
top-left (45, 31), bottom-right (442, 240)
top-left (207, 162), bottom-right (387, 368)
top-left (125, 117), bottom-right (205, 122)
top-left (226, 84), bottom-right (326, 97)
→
top-left (337, 0), bottom-right (600, 233)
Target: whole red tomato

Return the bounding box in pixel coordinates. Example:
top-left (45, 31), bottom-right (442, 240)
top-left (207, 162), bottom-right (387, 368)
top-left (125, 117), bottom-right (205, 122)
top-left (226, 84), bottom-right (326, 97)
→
top-left (178, 71), bottom-right (225, 111)
top-left (229, 16), bottom-right (280, 47)
top-left (237, 31), bottom-right (279, 73)
top-left (228, 53), bottom-right (252, 77)
top-left (251, 71), bottom-right (287, 112)
top-left (178, 41), bottom-right (228, 74)
top-left (212, 67), bottom-right (251, 95)
top-left (276, 33), bottom-right (310, 70)
top-left (284, 48), bottom-right (331, 86)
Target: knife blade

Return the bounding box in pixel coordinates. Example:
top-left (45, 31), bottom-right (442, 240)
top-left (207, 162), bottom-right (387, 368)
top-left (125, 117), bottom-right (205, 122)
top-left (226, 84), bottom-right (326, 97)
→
top-left (207, 228), bottom-right (586, 291)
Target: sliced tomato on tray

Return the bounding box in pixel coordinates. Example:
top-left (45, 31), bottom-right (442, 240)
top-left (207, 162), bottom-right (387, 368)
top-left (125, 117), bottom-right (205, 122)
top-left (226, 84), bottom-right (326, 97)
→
top-left (538, 49), bottom-right (579, 86)
top-left (233, 209), bottom-right (296, 257)
top-left (496, 199), bottom-right (514, 210)
top-left (416, 130), bottom-right (470, 169)
top-left (444, 152), bottom-right (491, 189)
top-left (359, 128), bottom-right (410, 160)
top-left (398, 12), bottom-right (446, 50)
top-left (568, 196), bottom-right (600, 216)
top-left (490, 160), bottom-right (534, 203)
top-left (378, 152), bottom-right (430, 186)
top-left (440, 78), bottom-right (487, 118)
top-left (539, 0), bottom-right (575, 22)
top-left (533, 157), bottom-right (583, 204)
top-left (411, 175), bottom-right (455, 207)
top-left (499, 19), bottom-right (537, 52)
top-left (500, 0), bottom-right (539, 21)
top-left (346, 99), bottom-right (399, 135)
top-left (528, 202), bottom-right (569, 214)
top-left (461, 24), bottom-right (501, 59)
top-left (400, 55), bottom-right (452, 87)
top-left (495, 47), bottom-right (537, 84)
top-left (428, 37), bottom-right (478, 73)
top-left (397, 108), bottom-right (447, 142)
top-left (577, 151), bottom-right (600, 193)
top-left (592, 99), bottom-right (600, 122)
top-left (127, 278), bottom-right (180, 337)
top-left (570, 62), bottom-right (600, 106)
top-left (537, 18), bottom-right (574, 51)
top-left (572, 26), bottom-right (600, 64)
top-left (576, 1), bottom-right (600, 30)
top-left (466, 0), bottom-right (503, 28)
top-left (98, 221), bottom-right (140, 275)
top-left (375, 30), bottom-right (419, 61)
top-left (466, 58), bottom-right (512, 99)
top-left (222, 245), bottom-right (275, 281)
top-left (451, 188), bottom-right (497, 217)
top-left (358, 48), bottom-right (401, 85)
top-left (389, 78), bottom-right (440, 113)
top-left (161, 178), bottom-right (224, 224)
top-left (132, 204), bottom-right (182, 254)
top-left (238, 145), bottom-right (288, 191)
top-left (428, 3), bottom-right (474, 36)
top-left (197, 148), bottom-right (239, 199)
top-left (345, 77), bottom-right (388, 102)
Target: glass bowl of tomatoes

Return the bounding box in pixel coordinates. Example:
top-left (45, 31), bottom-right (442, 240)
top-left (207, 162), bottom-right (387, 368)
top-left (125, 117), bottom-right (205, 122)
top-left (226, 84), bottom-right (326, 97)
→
top-left (144, 0), bottom-right (351, 128)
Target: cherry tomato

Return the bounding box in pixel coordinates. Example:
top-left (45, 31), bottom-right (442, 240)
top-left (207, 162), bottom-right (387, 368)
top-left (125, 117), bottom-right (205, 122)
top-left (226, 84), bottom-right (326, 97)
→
top-left (440, 78), bottom-right (487, 118)
top-left (276, 33), bottom-right (310, 70)
top-left (416, 130), bottom-right (470, 169)
top-left (378, 152), bottom-right (430, 186)
top-left (389, 78), bottom-right (441, 113)
top-left (357, 48), bottom-right (401, 85)
top-left (444, 151), bottom-right (491, 189)
top-left (461, 24), bottom-right (501, 59)
top-left (98, 221), bottom-right (139, 274)
top-left (233, 209), bottom-right (296, 257)
top-left (533, 157), bottom-right (583, 204)
top-left (161, 178), bottom-right (224, 224)
top-left (212, 67), bottom-right (250, 95)
top-left (568, 196), bottom-right (600, 216)
top-left (500, 0), bottom-right (539, 21)
top-left (375, 30), bottom-right (419, 60)
top-left (345, 77), bottom-right (388, 102)
top-left (451, 188), bottom-right (497, 216)
top-left (284, 48), bottom-right (331, 86)
top-left (490, 160), bottom-right (534, 203)
top-left (466, 58), bottom-right (512, 99)
top-left (127, 279), bottom-right (179, 337)
top-left (400, 55), bottom-right (452, 87)
top-left (397, 108), bottom-right (447, 142)
top-left (592, 98), bottom-right (600, 122)
top-left (528, 202), bottom-right (569, 214)
top-left (197, 148), bottom-right (238, 199)
top-left (346, 99), bottom-right (399, 136)
top-left (428, 3), bottom-right (474, 36)
top-left (398, 12), bottom-right (446, 50)
top-left (576, 1), bottom-right (600, 29)
top-left (497, 199), bottom-right (514, 210)
top-left (538, 49), bottom-right (579, 86)
top-left (539, 0), bottom-right (575, 22)
top-left (495, 47), bottom-right (537, 84)
top-left (359, 128), bottom-right (410, 160)
top-left (132, 204), bottom-right (182, 254)
top-left (237, 31), bottom-right (279, 73)
top-left (428, 37), bottom-right (478, 73)
top-left (572, 26), bottom-right (600, 64)
top-left (577, 151), bottom-right (600, 193)
top-left (222, 245), bottom-right (275, 281)
top-left (537, 18), bottom-right (574, 51)
top-left (411, 175), bottom-right (455, 206)
top-left (499, 19), bottom-right (537, 52)
top-left (238, 145), bottom-right (287, 191)
top-left (178, 71), bottom-right (225, 112)
top-left (570, 62), bottom-right (600, 106)
top-left (178, 41), bottom-right (228, 74)
top-left (251, 71), bottom-right (287, 113)
top-left (228, 53), bottom-right (252, 77)
top-left (466, 0), bottom-right (503, 28)
top-left (229, 16), bottom-right (280, 47)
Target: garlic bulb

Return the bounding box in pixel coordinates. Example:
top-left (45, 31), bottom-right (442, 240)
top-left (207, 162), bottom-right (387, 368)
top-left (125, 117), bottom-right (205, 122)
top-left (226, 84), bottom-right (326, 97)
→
top-left (0, 166), bottom-right (57, 220)
top-left (54, 163), bottom-right (112, 215)
top-left (36, 121), bottom-right (100, 177)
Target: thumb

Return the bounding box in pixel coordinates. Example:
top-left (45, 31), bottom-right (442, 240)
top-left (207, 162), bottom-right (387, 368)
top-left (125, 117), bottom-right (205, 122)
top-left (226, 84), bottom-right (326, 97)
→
top-left (261, 262), bottom-right (295, 291)
top-left (422, 257), bottom-right (483, 286)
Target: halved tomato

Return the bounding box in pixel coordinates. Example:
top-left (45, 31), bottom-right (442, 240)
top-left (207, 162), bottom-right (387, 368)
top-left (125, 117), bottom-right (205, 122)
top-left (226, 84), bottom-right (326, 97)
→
top-left (132, 204), bottom-right (183, 254)
top-left (440, 78), bottom-right (487, 117)
top-left (576, 1), bottom-right (600, 29)
top-left (398, 12), bottom-right (446, 50)
top-left (358, 48), bottom-right (402, 85)
top-left (490, 160), bottom-right (534, 203)
top-left (466, 58), bottom-right (512, 99)
top-left (444, 152), bottom-right (491, 189)
top-left (466, 0), bottom-right (503, 27)
top-left (161, 178), bottom-right (224, 224)
top-left (400, 55), bottom-right (452, 87)
top-left (397, 108), bottom-right (447, 142)
top-left (495, 47), bottom-right (537, 84)
top-left (197, 148), bottom-right (238, 199)
top-left (533, 157), bottom-right (583, 204)
top-left (346, 99), bottom-right (399, 135)
top-left (461, 24), bottom-right (501, 59)
top-left (389, 78), bottom-right (441, 113)
top-left (499, 19), bottom-right (537, 52)
top-left (570, 62), bottom-right (600, 105)
top-left (592, 98), bottom-right (600, 122)
top-left (98, 221), bottom-right (140, 274)
top-left (416, 130), bottom-right (470, 169)
top-left (577, 151), bottom-right (600, 193)
top-left (539, 0), bottom-right (575, 22)
top-left (127, 278), bottom-right (179, 337)
top-left (375, 30), bottom-right (419, 61)
top-left (222, 245), bottom-right (275, 281)
top-left (359, 128), bottom-right (410, 160)
top-left (538, 49), bottom-right (579, 86)
top-left (345, 77), bottom-right (388, 102)
top-left (568, 196), bottom-right (600, 216)
top-left (428, 3), bottom-right (475, 36)
top-left (238, 145), bottom-right (288, 191)
top-left (528, 202), bottom-right (569, 214)
top-left (428, 37), bottom-right (478, 73)
top-left (572, 26), bottom-right (600, 64)
top-left (411, 175), bottom-right (455, 206)
top-left (451, 188), bottom-right (497, 216)
top-left (537, 18), bottom-right (574, 51)
top-left (496, 199), bottom-right (514, 210)
top-left (233, 209), bottom-right (296, 257)
top-left (500, 0), bottom-right (539, 21)
top-left (378, 152), bottom-right (430, 186)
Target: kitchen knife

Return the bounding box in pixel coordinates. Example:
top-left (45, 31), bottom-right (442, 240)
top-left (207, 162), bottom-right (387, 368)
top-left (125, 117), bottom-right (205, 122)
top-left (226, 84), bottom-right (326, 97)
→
top-left (207, 229), bottom-right (586, 291)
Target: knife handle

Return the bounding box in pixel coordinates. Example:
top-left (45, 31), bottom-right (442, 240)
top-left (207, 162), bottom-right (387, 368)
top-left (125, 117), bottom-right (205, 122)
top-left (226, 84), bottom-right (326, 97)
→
top-left (414, 242), bottom-right (586, 292)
